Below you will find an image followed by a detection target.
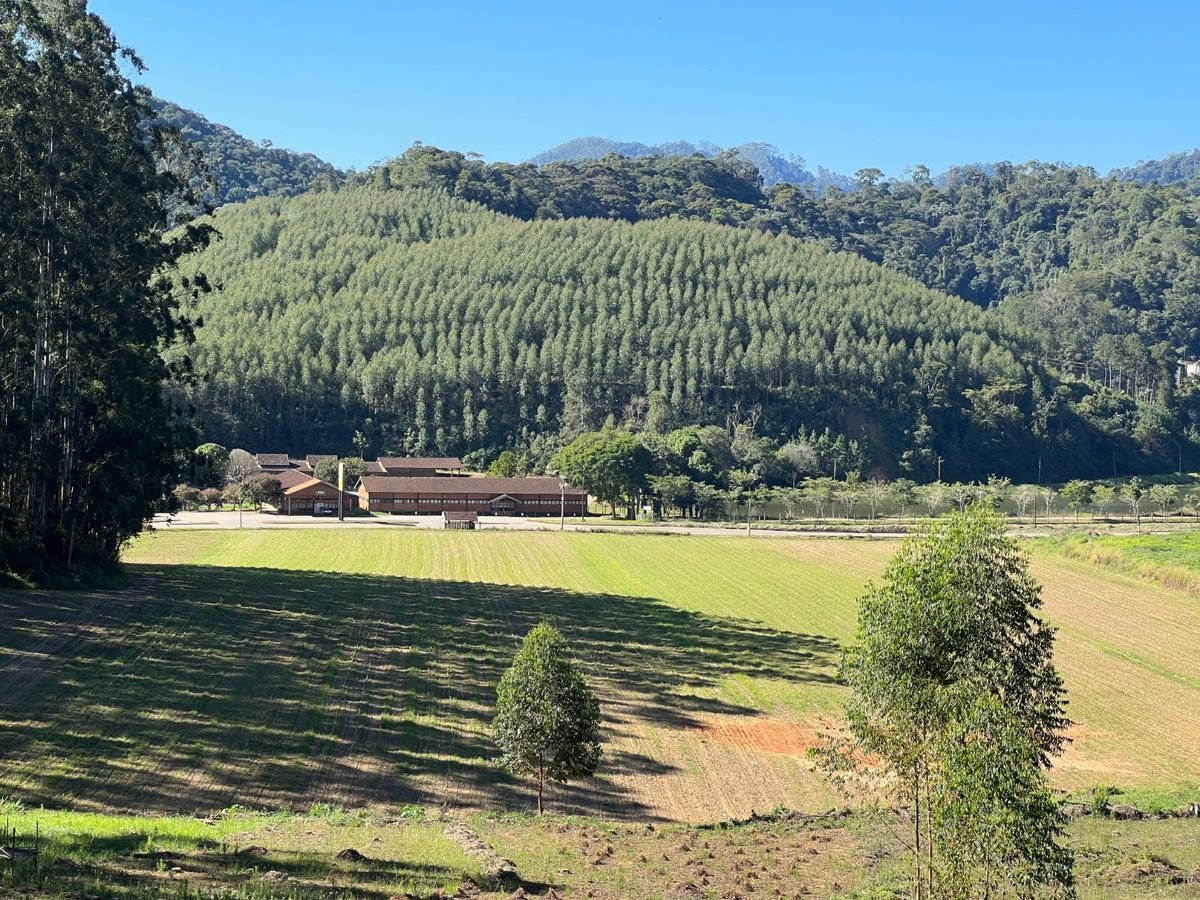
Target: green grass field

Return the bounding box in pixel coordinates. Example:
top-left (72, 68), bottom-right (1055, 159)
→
top-left (0, 528), bottom-right (1198, 897)
top-left (0, 529), bottom-right (1195, 826)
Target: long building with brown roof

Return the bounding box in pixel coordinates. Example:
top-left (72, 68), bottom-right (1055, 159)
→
top-left (375, 457), bottom-right (463, 476)
top-left (357, 475), bottom-right (585, 517)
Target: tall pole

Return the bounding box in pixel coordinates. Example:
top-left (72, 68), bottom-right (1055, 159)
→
top-left (937, 456), bottom-right (942, 482)
top-left (338, 461), bottom-right (345, 522)
top-left (560, 481), bottom-right (565, 531)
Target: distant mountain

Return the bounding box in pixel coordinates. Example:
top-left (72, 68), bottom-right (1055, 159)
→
top-left (148, 97), bottom-right (342, 209)
top-left (529, 136), bottom-right (854, 193)
top-left (1111, 149), bottom-right (1200, 187)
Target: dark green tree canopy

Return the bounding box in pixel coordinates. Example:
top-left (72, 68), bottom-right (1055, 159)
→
top-left (0, 0), bottom-right (213, 579)
top-left (493, 622), bottom-right (602, 814)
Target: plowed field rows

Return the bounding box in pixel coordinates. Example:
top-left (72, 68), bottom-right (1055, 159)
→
top-left (0, 530), bottom-right (1194, 821)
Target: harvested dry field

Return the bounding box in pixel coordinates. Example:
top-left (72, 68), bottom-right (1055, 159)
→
top-left (0, 530), bottom-right (1194, 822)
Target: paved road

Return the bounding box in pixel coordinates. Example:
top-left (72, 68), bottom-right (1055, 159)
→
top-left (147, 510), bottom-right (907, 539)
top-left (149, 510), bottom-right (1176, 540)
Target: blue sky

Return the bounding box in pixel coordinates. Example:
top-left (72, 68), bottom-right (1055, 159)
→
top-left (93, 0), bottom-right (1200, 177)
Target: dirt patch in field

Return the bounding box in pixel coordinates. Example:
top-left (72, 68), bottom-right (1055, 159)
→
top-left (695, 716), bottom-right (821, 756)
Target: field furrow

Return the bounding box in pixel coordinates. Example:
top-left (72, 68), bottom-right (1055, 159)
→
top-left (0, 529), bottom-right (1192, 822)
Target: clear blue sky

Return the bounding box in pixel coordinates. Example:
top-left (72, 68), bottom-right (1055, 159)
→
top-left (92, 0), bottom-right (1200, 177)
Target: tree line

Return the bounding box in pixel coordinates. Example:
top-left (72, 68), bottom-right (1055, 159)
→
top-left (546, 426), bottom-right (1190, 528)
top-left (0, 0), bottom-right (213, 581)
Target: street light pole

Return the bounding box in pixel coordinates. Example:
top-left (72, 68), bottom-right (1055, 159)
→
top-left (560, 481), bottom-right (565, 531)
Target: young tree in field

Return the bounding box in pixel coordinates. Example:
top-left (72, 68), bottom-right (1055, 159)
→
top-left (172, 484), bottom-right (201, 511)
top-left (689, 481), bottom-right (723, 520)
top-left (1120, 477), bottom-right (1145, 526)
top-left (950, 482), bottom-right (974, 513)
top-left (978, 475), bottom-right (1011, 510)
top-left (776, 486), bottom-right (803, 521)
top-left (745, 485), bottom-right (772, 533)
top-left (1091, 483), bottom-right (1116, 521)
top-left (837, 472), bottom-right (862, 520)
top-left (1059, 480), bottom-right (1093, 524)
top-left (199, 488), bottom-right (224, 511)
top-left (493, 623), bottom-right (601, 814)
top-left (727, 467), bottom-right (759, 504)
top-left (1147, 483), bottom-right (1179, 518)
top-left (816, 506), bottom-right (1072, 898)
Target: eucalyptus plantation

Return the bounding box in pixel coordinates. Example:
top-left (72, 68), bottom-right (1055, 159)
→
top-left (0, 0), bottom-right (211, 578)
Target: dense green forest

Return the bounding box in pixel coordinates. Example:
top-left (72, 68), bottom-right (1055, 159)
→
top-left (1, 1), bottom-right (213, 579)
top-left (369, 147), bottom-right (1200, 428)
top-left (148, 97), bottom-right (341, 209)
top-left (173, 178), bottom-right (1190, 481)
top-left (1112, 149), bottom-right (1200, 188)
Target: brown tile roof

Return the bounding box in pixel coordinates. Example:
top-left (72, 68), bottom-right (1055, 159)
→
top-left (358, 476), bottom-right (579, 495)
top-left (256, 453), bottom-right (292, 468)
top-left (306, 454), bottom-right (335, 466)
top-left (272, 468), bottom-right (316, 490)
top-left (443, 510), bottom-right (480, 521)
top-left (282, 476), bottom-right (340, 496)
top-left (376, 456), bottom-right (463, 470)
top-left (366, 460), bottom-right (387, 473)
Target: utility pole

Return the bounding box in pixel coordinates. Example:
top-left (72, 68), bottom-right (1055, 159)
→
top-left (337, 461), bottom-right (345, 522)
top-left (559, 480), bottom-right (565, 531)
top-left (937, 456), bottom-right (943, 482)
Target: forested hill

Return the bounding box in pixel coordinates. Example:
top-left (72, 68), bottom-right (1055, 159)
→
top-left (1111, 149), bottom-right (1200, 188)
top-left (149, 97), bottom-right (341, 208)
top-left (529, 136), bottom-right (854, 192)
top-left (173, 181), bottom-right (1171, 481)
top-left (372, 147), bottom-right (1200, 420)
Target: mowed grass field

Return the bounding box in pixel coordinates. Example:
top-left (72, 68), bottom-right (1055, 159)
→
top-left (0, 529), bottom-right (1196, 824)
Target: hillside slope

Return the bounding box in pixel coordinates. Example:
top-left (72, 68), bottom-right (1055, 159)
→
top-left (171, 182), bottom-right (1140, 479)
top-left (150, 97), bottom-right (341, 208)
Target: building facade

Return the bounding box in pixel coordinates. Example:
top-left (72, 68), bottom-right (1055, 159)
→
top-left (357, 476), bottom-right (586, 517)
top-left (280, 477), bottom-right (358, 516)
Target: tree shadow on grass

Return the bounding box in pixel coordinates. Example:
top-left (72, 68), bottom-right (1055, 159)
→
top-left (0, 565), bottom-right (840, 821)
